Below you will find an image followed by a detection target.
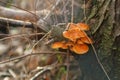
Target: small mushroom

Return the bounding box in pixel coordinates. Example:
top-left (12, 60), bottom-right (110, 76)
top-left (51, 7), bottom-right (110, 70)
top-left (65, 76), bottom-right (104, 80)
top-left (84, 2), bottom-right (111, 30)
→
top-left (63, 31), bottom-right (70, 39)
top-left (51, 41), bottom-right (64, 49)
top-left (71, 44), bottom-right (89, 54)
top-left (61, 43), bottom-right (68, 49)
top-left (76, 23), bottom-right (89, 31)
top-left (51, 41), bottom-right (68, 49)
top-left (80, 37), bottom-right (93, 44)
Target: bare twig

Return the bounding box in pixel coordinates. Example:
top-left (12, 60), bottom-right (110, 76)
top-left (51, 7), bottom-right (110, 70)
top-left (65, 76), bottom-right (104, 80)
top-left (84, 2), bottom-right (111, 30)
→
top-left (0, 52), bottom-right (66, 64)
top-left (30, 62), bottom-right (57, 80)
top-left (8, 69), bottom-right (17, 79)
top-left (71, 0), bottom-right (74, 23)
top-left (30, 68), bottom-right (50, 80)
top-left (66, 50), bottom-right (70, 80)
top-left (0, 33), bottom-right (45, 41)
top-left (91, 44), bottom-right (111, 80)
top-left (0, 17), bottom-right (34, 28)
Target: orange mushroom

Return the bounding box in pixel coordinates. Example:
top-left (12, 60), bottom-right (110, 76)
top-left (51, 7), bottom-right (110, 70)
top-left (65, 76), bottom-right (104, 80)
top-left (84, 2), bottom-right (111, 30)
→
top-left (77, 39), bottom-right (84, 44)
top-left (52, 22), bottom-right (92, 55)
top-left (63, 31), bottom-right (70, 39)
top-left (66, 41), bottom-right (74, 47)
top-left (80, 37), bottom-right (93, 44)
top-left (69, 23), bottom-right (79, 30)
top-left (61, 43), bottom-right (68, 49)
top-left (71, 44), bottom-right (89, 54)
top-left (63, 28), bottom-right (86, 42)
top-left (51, 41), bottom-right (64, 49)
top-left (51, 41), bottom-right (68, 49)
top-left (76, 23), bottom-right (89, 31)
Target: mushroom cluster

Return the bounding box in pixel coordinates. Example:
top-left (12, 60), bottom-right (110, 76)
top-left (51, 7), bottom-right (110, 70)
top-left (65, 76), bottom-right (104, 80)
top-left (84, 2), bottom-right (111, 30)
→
top-left (51, 23), bottom-right (93, 54)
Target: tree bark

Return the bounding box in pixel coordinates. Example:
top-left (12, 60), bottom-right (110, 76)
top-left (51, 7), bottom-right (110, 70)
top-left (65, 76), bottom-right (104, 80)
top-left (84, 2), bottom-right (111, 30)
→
top-left (72, 0), bottom-right (120, 80)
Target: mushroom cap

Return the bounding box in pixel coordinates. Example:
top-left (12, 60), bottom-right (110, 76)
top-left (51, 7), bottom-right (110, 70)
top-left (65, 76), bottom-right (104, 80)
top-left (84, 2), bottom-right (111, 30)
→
top-left (66, 41), bottom-right (74, 47)
top-left (71, 44), bottom-right (89, 54)
top-left (51, 41), bottom-right (65, 49)
top-left (80, 37), bottom-right (93, 44)
top-left (51, 41), bottom-right (63, 49)
top-left (69, 23), bottom-right (79, 30)
top-left (63, 29), bottom-right (86, 42)
top-left (77, 39), bottom-right (84, 44)
top-left (51, 41), bottom-right (68, 49)
top-left (61, 43), bottom-right (68, 49)
top-left (76, 23), bottom-right (89, 31)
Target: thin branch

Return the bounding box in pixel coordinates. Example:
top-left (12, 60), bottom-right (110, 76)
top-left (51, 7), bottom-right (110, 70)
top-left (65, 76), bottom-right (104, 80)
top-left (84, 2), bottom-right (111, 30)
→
top-left (30, 68), bottom-right (50, 80)
top-left (66, 50), bottom-right (70, 80)
top-left (0, 33), bottom-right (45, 41)
top-left (91, 44), bottom-right (111, 80)
top-left (0, 52), bottom-right (66, 64)
top-left (0, 17), bottom-right (34, 28)
top-left (71, 0), bottom-right (74, 23)
top-left (30, 62), bottom-right (58, 80)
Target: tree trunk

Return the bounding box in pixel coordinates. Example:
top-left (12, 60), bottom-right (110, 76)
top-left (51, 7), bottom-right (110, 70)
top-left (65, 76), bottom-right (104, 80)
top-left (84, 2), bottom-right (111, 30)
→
top-left (72, 47), bottom-right (109, 80)
top-left (72, 0), bottom-right (120, 80)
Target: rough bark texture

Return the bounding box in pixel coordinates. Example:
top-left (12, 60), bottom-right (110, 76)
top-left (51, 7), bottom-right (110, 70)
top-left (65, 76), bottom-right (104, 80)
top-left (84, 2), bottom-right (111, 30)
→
top-left (72, 0), bottom-right (120, 80)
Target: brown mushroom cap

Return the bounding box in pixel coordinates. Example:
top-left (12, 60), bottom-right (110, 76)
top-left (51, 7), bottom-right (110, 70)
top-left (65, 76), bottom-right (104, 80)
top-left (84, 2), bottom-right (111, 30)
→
top-left (80, 37), bottom-right (93, 44)
top-left (76, 23), bottom-right (89, 31)
top-left (71, 44), bottom-right (89, 54)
